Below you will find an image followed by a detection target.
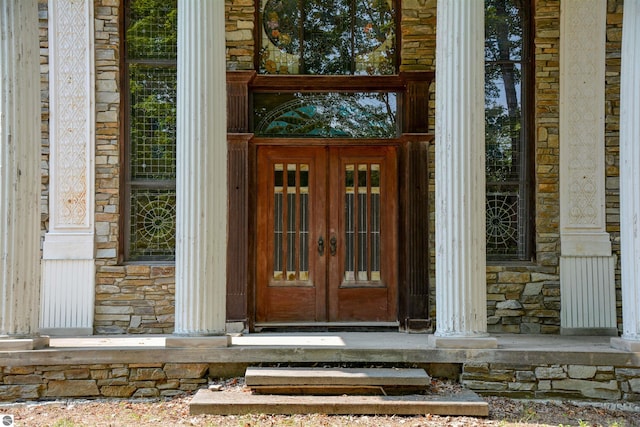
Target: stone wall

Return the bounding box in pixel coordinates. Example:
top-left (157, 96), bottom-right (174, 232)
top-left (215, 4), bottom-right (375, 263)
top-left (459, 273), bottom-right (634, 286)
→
top-left (92, 1), bottom-right (177, 334)
top-left (463, 362), bottom-right (640, 401)
top-left (225, 0), bottom-right (255, 70)
top-left (605, 0), bottom-right (623, 331)
top-left (95, 265), bottom-right (175, 334)
top-left (1, 360), bottom-right (639, 402)
top-left (39, 0), bottom-right (50, 243)
top-left (400, 0), bottom-right (436, 71)
top-left (0, 363), bottom-right (209, 400)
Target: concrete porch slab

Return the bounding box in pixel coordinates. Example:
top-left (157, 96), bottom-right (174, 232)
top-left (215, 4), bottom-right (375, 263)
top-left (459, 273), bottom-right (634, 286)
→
top-left (245, 367), bottom-right (431, 395)
top-left (189, 388), bottom-right (489, 416)
top-left (611, 337), bottom-right (640, 352)
top-left (0, 336), bottom-right (49, 350)
top-left (245, 367), bottom-right (431, 387)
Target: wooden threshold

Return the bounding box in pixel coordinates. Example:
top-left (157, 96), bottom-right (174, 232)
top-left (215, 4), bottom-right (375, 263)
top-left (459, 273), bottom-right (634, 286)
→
top-left (254, 321), bottom-right (399, 332)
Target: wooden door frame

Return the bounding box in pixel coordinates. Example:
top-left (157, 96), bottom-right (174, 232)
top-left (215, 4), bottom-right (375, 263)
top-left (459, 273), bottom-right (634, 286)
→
top-left (225, 71), bottom-right (435, 331)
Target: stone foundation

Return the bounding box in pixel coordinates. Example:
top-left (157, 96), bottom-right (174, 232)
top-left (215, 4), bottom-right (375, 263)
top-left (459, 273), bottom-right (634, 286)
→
top-left (1, 361), bottom-right (639, 402)
top-left (462, 363), bottom-right (640, 402)
top-left (0, 363), bottom-right (208, 401)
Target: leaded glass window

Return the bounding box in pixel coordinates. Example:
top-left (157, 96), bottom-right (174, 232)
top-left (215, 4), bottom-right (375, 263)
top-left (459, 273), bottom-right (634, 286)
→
top-left (258, 0), bottom-right (396, 75)
top-left (125, 0), bottom-right (178, 261)
top-left (485, 0), bottom-right (532, 260)
top-left (253, 92), bottom-right (398, 137)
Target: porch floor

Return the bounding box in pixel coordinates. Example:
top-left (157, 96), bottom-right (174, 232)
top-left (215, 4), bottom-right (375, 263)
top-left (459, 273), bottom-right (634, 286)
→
top-left (2, 333), bottom-right (638, 368)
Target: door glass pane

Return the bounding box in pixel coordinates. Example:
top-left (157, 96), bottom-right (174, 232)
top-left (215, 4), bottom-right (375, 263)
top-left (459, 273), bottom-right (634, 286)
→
top-left (286, 164), bottom-right (297, 279)
top-left (370, 165), bottom-right (381, 281)
top-left (273, 164), bottom-right (284, 279)
top-left (344, 163), bottom-right (381, 282)
top-left (273, 163), bottom-right (309, 281)
top-left (299, 165), bottom-right (309, 280)
top-left (345, 165), bottom-right (355, 281)
top-left (357, 165), bottom-right (368, 280)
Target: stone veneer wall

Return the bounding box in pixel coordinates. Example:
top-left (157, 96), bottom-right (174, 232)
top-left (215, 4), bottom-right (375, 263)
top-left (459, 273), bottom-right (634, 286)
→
top-left (0, 363), bottom-right (210, 400)
top-left (39, 0), bottom-right (50, 243)
top-left (36, 0), bottom-right (624, 334)
top-left (1, 361), bottom-right (639, 401)
top-left (605, 0), bottom-right (623, 331)
top-left (91, 0), bottom-right (178, 334)
top-left (463, 362), bottom-right (640, 401)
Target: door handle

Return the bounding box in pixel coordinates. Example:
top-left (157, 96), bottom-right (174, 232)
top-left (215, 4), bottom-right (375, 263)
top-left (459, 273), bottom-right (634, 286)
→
top-left (318, 236), bottom-right (325, 256)
top-left (330, 235), bottom-right (337, 256)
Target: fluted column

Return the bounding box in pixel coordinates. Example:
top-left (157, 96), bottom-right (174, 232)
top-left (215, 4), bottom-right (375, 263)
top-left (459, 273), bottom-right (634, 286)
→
top-left (0, 0), bottom-right (49, 350)
top-left (430, 0), bottom-right (496, 348)
top-left (167, 0), bottom-right (229, 347)
top-left (612, 1), bottom-right (640, 352)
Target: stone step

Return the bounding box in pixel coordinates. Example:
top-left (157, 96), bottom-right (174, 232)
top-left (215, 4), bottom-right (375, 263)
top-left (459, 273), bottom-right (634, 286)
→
top-left (244, 367), bottom-right (431, 395)
top-left (189, 388), bottom-right (489, 416)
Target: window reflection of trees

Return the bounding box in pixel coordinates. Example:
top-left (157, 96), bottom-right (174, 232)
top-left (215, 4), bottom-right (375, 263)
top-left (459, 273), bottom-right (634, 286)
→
top-left (260, 0), bottom-right (395, 75)
top-left (485, 0), bottom-right (528, 259)
top-left (254, 92), bottom-right (397, 138)
top-left (126, 0), bottom-right (178, 261)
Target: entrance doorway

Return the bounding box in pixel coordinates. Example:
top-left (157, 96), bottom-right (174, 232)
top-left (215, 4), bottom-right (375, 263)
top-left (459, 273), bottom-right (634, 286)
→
top-left (255, 145), bottom-right (398, 324)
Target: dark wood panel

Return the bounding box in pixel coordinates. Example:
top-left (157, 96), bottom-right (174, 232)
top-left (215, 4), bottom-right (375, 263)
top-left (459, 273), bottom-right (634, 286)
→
top-left (401, 135), bottom-right (433, 331)
top-left (227, 71), bottom-right (256, 133)
top-left (226, 134), bottom-right (251, 322)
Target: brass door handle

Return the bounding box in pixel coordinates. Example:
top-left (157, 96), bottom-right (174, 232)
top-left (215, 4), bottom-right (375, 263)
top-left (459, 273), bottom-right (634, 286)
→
top-left (318, 236), bottom-right (325, 256)
top-left (330, 235), bottom-right (337, 256)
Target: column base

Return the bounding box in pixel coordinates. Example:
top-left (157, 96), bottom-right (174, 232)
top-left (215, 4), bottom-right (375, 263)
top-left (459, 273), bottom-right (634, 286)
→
top-left (611, 337), bottom-right (640, 352)
top-left (561, 327), bottom-right (618, 336)
top-left (39, 327), bottom-right (93, 337)
top-left (428, 335), bottom-right (498, 349)
top-left (0, 336), bottom-right (50, 350)
top-left (165, 335), bottom-right (231, 348)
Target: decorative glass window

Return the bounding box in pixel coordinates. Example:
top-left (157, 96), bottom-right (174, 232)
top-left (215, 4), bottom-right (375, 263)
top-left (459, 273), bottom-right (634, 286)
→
top-left (258, 0), bottom-right (396, 75)
top-left (344, 163), bottom-right (381, 282)
top-left (124, 0), bottom-right (178, 261)
top-left (485, 0), bottom-right (532, 260)
top-left (272, 163), bottom-right (310, 282)
top-left (253, 92), bottom-right (398, 137)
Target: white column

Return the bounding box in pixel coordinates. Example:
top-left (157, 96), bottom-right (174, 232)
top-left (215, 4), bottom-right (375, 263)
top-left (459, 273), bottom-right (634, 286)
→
top-left (0, 0), bottom-right (49, 350)
top-left (40, 0), bottom-right (96, 337)
top-left (167, 0), bottom-right (229, 347)
top-left (430, 0), bottom-right (496, 348)
top-left (559, 0), bottom-right (616, 336)
top-left (612, 0), bottom-right (640, 352)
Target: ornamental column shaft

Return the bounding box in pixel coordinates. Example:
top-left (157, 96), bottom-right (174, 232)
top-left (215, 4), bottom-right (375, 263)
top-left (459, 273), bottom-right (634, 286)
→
top-left (40, 0), bottom-right (96, 336)
top-left (0, 0), bottom-right (48, 349)
top-left (169, 0), bottom-right (229, 346)
top-left (431, 0), bottom-right (496, 348)
top-left (559, 0), bottom-right (616, 336)
top-left (612, 0), bottom-right (640, 352)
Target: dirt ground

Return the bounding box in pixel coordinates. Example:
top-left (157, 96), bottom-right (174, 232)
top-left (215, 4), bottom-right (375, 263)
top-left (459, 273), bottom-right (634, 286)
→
top-left (1, 395), bottom-right (639, 426)
top-left (1, 379), bottom-right (638, 427)
top-left (1, 395), bottom-right (638, 426)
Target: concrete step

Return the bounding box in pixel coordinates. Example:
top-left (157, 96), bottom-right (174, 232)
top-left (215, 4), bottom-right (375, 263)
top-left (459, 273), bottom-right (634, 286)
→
top-left (189, 388), bottom-right (489, 416)
top-left (245, 367), bottom-right (431, 395)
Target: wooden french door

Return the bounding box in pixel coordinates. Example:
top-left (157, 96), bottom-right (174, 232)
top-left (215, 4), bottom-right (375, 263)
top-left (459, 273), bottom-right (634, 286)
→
top-left (256, 145), bottom-right (398, 323)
